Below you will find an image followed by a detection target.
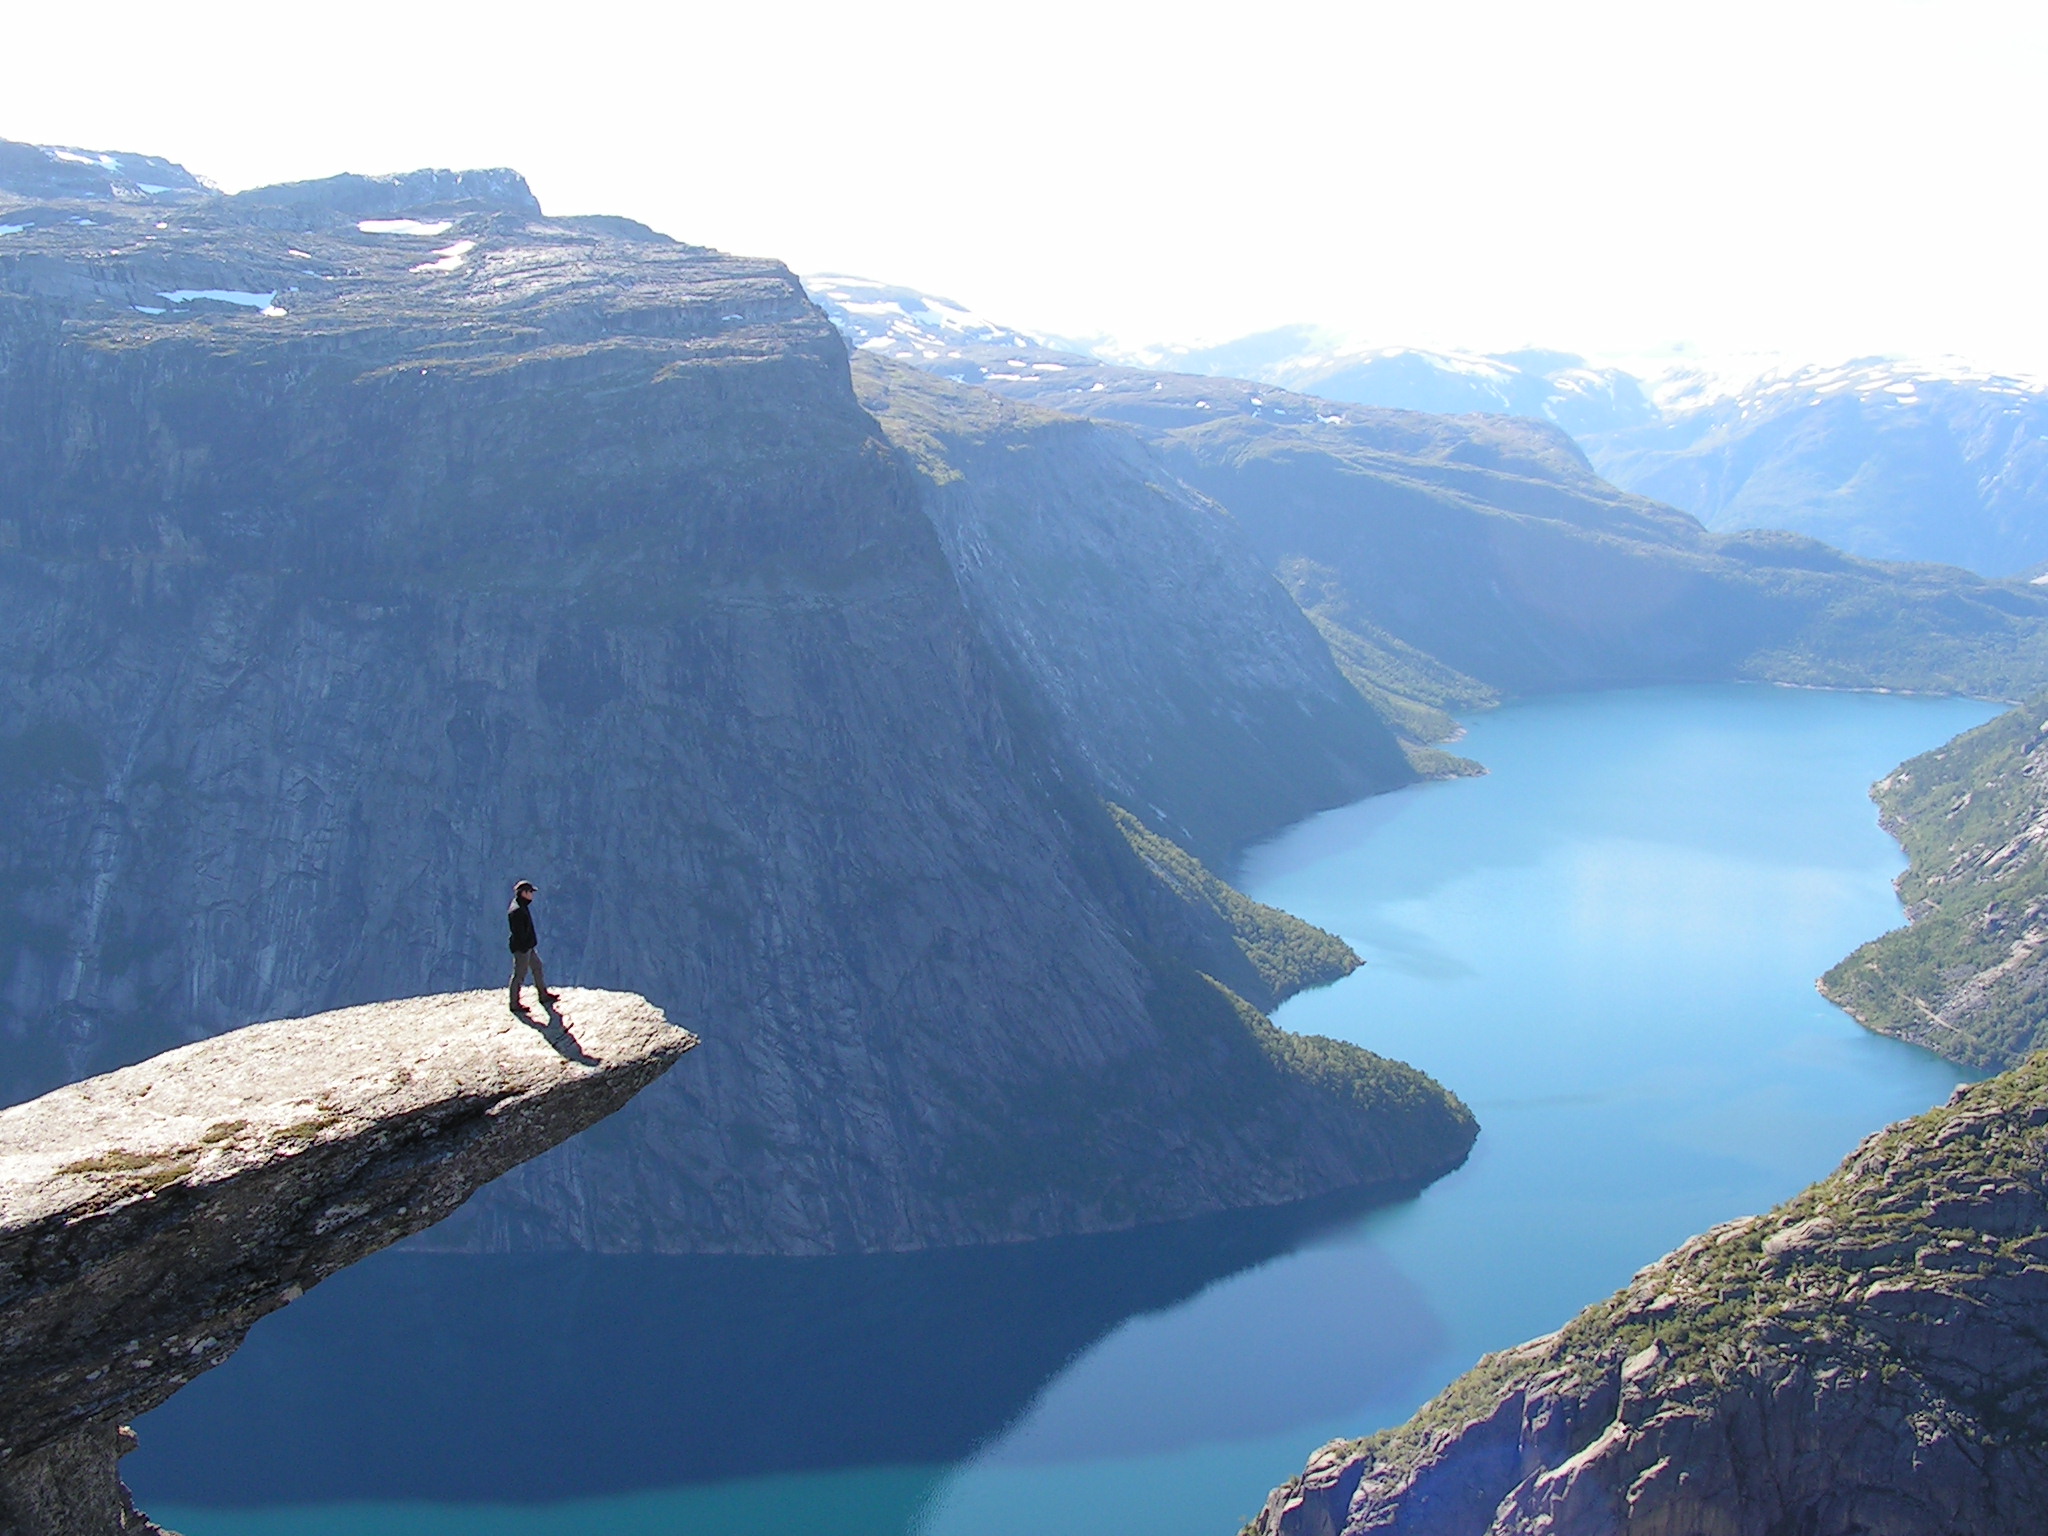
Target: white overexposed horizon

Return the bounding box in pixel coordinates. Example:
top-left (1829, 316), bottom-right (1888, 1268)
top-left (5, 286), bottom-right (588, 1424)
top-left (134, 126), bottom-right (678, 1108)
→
top-left (6, 0), bottom-right (2045, 380)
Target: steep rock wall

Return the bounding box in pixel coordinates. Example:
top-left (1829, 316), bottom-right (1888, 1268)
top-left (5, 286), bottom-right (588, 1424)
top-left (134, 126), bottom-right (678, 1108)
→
top-left (853, 356), bottom-right (1412, 866)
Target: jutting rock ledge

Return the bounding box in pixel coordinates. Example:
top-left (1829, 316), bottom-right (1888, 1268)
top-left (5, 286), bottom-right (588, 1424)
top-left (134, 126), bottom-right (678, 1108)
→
top-left (0, 989), bottom-right (694, 1536)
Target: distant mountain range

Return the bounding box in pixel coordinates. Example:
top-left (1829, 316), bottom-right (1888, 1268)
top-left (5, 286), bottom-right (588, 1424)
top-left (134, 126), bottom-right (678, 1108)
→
top-left (807, 277), bottom-right (2048, 579)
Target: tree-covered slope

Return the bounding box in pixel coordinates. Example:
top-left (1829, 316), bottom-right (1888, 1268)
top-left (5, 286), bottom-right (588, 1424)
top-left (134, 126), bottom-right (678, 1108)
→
top-left (1821, 694), bottom-right (2048, 1068)
top-left (1249, 1056), bottom-right (2048, 1536)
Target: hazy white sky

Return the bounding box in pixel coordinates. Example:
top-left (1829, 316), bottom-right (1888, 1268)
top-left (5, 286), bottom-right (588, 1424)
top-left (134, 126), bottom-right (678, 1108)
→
top-left (9, 0), bottom-right (2044, 372)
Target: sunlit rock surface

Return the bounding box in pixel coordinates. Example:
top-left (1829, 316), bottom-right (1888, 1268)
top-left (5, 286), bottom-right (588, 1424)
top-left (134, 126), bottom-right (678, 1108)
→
top-left (0, 988), bottom-right (692, 1535)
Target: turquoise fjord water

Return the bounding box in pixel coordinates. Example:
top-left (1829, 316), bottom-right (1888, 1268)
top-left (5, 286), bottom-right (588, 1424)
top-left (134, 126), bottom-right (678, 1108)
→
top-left (139, 684), bottom-right (1998, 1536)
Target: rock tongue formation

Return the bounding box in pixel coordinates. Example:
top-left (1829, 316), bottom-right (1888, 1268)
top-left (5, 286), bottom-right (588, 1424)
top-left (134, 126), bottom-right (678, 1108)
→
top-left (0, 142), bottom-right (1473, 1255)
top-left (1249, 1056), bottom-right (2048, 1536)
top-left (0, 988), bottom-right (693, 1536)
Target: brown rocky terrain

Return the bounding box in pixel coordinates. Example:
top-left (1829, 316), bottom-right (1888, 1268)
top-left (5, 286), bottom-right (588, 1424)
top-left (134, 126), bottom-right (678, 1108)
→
top-left (1249, 1055), bottom-right (2048, 1536)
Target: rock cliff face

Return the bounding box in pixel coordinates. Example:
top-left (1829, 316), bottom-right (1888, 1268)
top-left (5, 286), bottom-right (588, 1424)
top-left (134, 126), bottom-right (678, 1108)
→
top-left (0, 144), bottom-right (1474, 1254)
top-left (1249, 1056), bottom-right (2048, 1536)
top-left (852, 356), bottom-right (1413, 864)
top-left (1822, 692), bottom-right (2048, 1068)
top-left (0, 988), bottom-right (691, 1536)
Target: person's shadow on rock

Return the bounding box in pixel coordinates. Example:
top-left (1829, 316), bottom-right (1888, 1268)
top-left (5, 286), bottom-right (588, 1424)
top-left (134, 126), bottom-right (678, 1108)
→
top-left (512, 1000), bottom-right (598, 1066)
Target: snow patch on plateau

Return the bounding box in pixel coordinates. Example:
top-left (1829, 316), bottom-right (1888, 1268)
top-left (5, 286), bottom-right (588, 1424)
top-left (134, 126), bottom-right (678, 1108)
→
top-left (157, 290), bottom-right (285, 317)
top-left (358, 218), bottom-right (455, 236)
top-left (410, 240), bottom-right (477, 274)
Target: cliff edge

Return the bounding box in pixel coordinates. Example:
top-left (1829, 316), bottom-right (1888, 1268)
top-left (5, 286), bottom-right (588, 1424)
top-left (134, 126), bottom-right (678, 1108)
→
top-left (0, 988), bottom-right (693, 1536)
top-left (1250, 1055), bottom-right (2048, 1536)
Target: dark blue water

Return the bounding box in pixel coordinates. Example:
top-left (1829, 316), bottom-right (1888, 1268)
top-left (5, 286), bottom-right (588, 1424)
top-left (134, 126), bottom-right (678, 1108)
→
top-left (136, 684), bottom-right (1997, 1536)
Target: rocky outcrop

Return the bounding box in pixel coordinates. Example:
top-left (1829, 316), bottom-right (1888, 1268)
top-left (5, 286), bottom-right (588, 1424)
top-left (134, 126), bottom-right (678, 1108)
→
top-left (1249, 1055), bottom-right (2048, 1536)
top-left (1822, 692), bottom-right (2048, 1068)
top-left (0, 987), bottom-right (691, 1536)
top-left (0, 143), bottom-right (206, 207)
top-left (0, 143), bottom-right (1474, 1255)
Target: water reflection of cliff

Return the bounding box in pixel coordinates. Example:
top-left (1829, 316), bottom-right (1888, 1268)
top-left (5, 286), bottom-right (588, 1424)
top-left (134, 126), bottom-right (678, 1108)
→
top-left (128, 1185), bottom-right (1423, 1506)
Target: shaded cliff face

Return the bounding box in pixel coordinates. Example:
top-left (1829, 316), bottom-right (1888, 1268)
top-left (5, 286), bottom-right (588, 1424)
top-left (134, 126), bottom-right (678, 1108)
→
top-left (0, 988), bottom-right (691, 1536)
top-left (0, 156), bottom-right (1473, 1254)
top-left (1822, 692), bottom-right (2048, 1069)
top-left (1250, 1057), bottom-right (2048, 1536)
top-left (909, 356), bottom-right (2048, 704)
top-left (852, 356), bottom-right (1413, 865)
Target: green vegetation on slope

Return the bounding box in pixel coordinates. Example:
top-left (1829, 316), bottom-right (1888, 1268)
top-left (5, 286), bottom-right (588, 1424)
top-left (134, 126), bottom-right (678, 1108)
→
top-left (1250, 1054), bottom-right (2048, 1536)
top-left (1280, 556), bottom-right (1496, 776)
top-left (1105, 802), bottom-right (1359, 1006)
top-left (1822, 693), bottom-right (2048, 1068)
top-left (1400, 1053), bottom-right (2048, 1442)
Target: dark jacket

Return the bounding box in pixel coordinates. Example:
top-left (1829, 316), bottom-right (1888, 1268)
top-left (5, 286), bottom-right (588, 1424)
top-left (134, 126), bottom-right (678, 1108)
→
top-left (508, 900), bottom-right (537, 954)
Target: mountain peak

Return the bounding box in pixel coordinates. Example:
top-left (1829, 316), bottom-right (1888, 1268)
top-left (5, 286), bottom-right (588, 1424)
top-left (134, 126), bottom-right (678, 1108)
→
top-left (0, 138), bottom-right (212, 205)
top-left (225, 166), bottom-right (542, 222)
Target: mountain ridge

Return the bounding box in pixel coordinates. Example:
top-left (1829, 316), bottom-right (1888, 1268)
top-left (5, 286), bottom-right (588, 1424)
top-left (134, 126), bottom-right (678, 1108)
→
top-left (806, 276), bottom-right (2048, 580)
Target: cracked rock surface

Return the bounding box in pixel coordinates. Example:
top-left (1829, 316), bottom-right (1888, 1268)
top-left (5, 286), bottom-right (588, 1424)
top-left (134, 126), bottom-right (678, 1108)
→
top-left (1249, 1055), bottom-right (2048, 1536)
top-left (0, 988), bottom-right (692, 1536)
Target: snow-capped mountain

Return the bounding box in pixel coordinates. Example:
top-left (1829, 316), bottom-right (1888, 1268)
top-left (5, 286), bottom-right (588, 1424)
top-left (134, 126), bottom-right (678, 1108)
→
top-left (803, 274), bottom-right (1079, 361)
top-left (1098, 328), bottom-right (1660, 438)
top-left (805, 275), bottom-right (2048, 578)
top-left (1581, 360), bottom-right (2048, 577)
top-left (0, 140), bottom-right (211, 204)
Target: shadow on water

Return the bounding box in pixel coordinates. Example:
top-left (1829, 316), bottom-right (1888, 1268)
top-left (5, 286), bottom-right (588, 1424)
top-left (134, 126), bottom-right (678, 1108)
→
top-left (127, 1180), bottom-right (1425, 1508)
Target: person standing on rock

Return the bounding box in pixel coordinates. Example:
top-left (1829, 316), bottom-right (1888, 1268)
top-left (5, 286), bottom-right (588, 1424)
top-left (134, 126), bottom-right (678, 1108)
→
top-left (508, 881), bottom-right (559, 1011)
